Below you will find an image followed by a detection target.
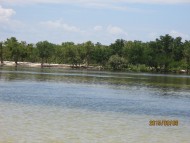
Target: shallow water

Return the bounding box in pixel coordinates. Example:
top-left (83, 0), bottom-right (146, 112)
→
top-left (0, 67), bottom-right (190, 143)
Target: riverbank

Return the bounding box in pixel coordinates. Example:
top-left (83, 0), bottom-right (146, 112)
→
top-left (0, 61), bottom-right (188, 74)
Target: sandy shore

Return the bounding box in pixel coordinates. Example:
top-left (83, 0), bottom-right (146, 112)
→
top-left (0, 61), bottom-right (100, 70)
top-left (0, 61), bottom-right (74, 69)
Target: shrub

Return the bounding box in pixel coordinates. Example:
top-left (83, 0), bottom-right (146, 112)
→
top-left (108, 55), bottom-right (128, 71)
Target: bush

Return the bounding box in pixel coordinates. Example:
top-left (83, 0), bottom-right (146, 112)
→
top-left (108, 55), bottom-right (128, 71)
top-left (128, 64), bottom-right (149, 72)
top-left (168, 61), bottom-right (187, 72)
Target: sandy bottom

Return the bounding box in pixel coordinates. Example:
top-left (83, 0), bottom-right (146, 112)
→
top-left (0, 102), bottom-right (189, 143)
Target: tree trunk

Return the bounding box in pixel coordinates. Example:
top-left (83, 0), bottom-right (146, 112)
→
top-left (187, 58), bottom-right (190, 74)
top-left (14, 55), bottom-right (18, 67)
top-left (41, 58), bottom-right (44, 68)
top-left (15, 60), bottom-right (18, 67)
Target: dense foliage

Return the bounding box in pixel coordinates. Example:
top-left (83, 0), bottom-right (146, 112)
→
top-left (1, 34), bottom-right (190, 72)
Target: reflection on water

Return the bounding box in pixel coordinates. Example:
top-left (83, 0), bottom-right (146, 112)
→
top-left (1, 67), bottom-right (190, 88)
top-left (0, 67), bottom-right (190, 143)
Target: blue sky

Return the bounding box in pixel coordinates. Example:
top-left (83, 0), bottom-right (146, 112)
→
top-left (0, 0), bottom-right (190, 45)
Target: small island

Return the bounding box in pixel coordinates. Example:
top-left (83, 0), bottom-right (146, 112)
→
top-left (1, 34), bottom-right (190, 73)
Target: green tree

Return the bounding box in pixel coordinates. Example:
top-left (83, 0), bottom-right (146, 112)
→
top-left (53, 45), bottom-right (65, 64)
top-left (155, 34), bottom-right (174, 72)
top-left (172, 37), bottom-right (184, 61)
top-left (83, 41), bottom-right (94, 66)
top-left (36, 41), bottom-right (54, 68)
top-left (93, 43), bottom-right (111, 67)
top-left (25, 44), bottom-right (39, 62)
top-left (4, 37), bottom-right (20, 66)
top-left (145, 41), bottom-right (160, 71)
top-left (110, 39), bottom-right (125, 56)
top-left (0, 42), bottom-right (3, 64)
top-left (76, 44), bottom-right (86, 66)
top-left (183, 40), bottom-right (190, 73)
top-left (19, 41), bottom-right (28, 62)
top-left (64, 44), bottom-right (80, 67)
top-left (127, 41), bottom-right (145, 65)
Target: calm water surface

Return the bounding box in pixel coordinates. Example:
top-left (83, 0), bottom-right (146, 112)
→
top-left (0, 67), bottom-right (190, 143)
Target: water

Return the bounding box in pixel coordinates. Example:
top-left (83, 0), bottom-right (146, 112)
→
top-left (0, 67), bottom-right (190, 143)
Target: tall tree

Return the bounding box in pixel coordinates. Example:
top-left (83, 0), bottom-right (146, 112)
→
top-left (93, 43), bottom-right (111, 67)
top-left (83, 41), bottom-right (94, 66)
top-left (25, 44), bottom-right (38, 62)
top-left (53, 45), bottom-right (65, 64)
top-left (127, 41), bottom-right (145, 65)
top-left (19, 41), bottom-right (28, 62)
top-left (76, 44), bottom-right (86, 66)
top-left (146, 41), bottom-right (160, 71)
top-left (155, 34), bottom-right (174, 72)
top-left (172, 37), bottom-right (184, 61)
top-left (0, 42), bottom-right (3, 64)
top-left (36, 41), bottom-right (54, 68)
top-left (4, 37), bottom-right (20, 66)
top-left (64, 44), bottom-right (79, 67)
top-left (110, 39), bottom-right (125, 56)
top-left (183, 40), bottom-right (190, 73)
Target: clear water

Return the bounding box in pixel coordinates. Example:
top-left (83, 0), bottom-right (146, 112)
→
top-left (0, 67), bottom-right (190, 143)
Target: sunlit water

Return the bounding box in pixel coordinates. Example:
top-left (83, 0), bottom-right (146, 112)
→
top-left (0, 67), bottom-right (190, 143)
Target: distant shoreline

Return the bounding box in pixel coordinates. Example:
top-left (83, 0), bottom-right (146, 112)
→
top-left (0, 61), bottom-right (188, 74)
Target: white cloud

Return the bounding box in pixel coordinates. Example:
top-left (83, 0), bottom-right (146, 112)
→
top-left (107, 25), bottom-right (127, 36)
top-left (0, 5), bottom-right (24, 33)
top-left (170, 30), bottom-right (190, 39)
top-left (93, 25), bottom-right (103, 31)
top-left (0, 5), bottom-right (15, 21)
top-left (40, 20), bottom-right (83, 33)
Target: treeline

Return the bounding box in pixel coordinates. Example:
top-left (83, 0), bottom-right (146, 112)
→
top-left (0, 34), bottom-right (190, 73)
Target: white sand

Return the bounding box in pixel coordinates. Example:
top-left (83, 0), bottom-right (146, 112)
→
top-left (0, 61), bottom-right (71, 68)
top-left (0, 61), bottom-right (100, 69)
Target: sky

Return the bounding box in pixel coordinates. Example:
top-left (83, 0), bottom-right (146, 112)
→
top-left (0, 0), bottom-right (190, 45)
